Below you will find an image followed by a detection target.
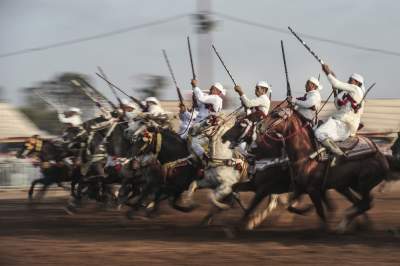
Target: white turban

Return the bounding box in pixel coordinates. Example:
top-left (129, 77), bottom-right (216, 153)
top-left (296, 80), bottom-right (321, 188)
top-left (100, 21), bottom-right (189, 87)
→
top-left (350, 73), bottom-right (364, 85)
top-left (212, 82), bottom-right (226, 96)
top-left (308, 77), bottom-right (323, 90)
top-left (256, 81), bottom-right (272, 92)
top-left (121, 99), bottom-right (137, 109)
top-left (68, 107), bottom-right (82, 115)
top-left (145, 97), bottom-right (160, 105)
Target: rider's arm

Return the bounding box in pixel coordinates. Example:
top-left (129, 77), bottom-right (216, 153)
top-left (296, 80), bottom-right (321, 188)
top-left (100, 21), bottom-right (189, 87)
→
top-left (58, 113), bottom-right (68, 124)
top-left (292, 93), bottom-right (320, 108)
top-left (240, 95), bottom-right (266, 108)
top-left (193, 87), bottom-right (222, 112)
top-left (327, 74), bottom-right (358, 94)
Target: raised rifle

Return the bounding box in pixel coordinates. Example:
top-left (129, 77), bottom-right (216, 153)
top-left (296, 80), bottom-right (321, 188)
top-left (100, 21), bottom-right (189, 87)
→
top-left (97, 66), bottom-right (123, 107)
top-left (354, 82), bottom-right (376, 113)
top-left (280, 40), bottom-right (291, 97)
top-left (212, 44), bottom-right (237, 86)
top-left (288, 26), bottom-right (325, 65)
top-left (162, 49), bottom-right (184, 107)
top-left (95, 73), bottom-right (146, 110)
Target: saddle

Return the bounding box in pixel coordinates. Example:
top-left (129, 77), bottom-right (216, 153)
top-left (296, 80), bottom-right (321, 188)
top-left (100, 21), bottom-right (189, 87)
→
top-left (314, 136), bottom-right (377, 162)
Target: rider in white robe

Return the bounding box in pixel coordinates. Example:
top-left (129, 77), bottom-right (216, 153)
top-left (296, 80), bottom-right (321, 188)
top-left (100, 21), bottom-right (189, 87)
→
top-left (234, 80), bottom-right (272, 117)
top-left (58, 107), bottom-right (83, 128)
top-left (290, 77), bottom-right (322, 124)
top-left (144, 97), bottom-right (166, 116)
top-left (189, 80), bottom-right (225, 160)
top-left (314, 64), bottom-right (365, 156)
top-left (178, 103), bottom-right (198, 139)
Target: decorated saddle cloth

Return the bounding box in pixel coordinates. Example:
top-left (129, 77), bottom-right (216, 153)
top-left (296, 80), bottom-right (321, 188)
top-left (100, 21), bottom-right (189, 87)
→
top-left (312, 136), bottom-right (377, 161)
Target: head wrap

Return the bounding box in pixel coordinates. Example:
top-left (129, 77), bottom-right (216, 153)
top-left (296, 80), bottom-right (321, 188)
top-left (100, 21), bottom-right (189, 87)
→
top-left (212, 82), bottom-right (226, 96)
top-left (256, 81), bottom-right (272, 92)
top-left (145, 97), bottom-right (160, 105)
top-left (308, 77), bottom-right (323, 90)
top-left (68, 107), bottom-right (82, 115)
top-left (350, 73), bottom-right (364, 85)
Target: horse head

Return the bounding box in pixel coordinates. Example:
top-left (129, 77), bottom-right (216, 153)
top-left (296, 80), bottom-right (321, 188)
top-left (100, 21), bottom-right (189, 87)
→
top-left (221, 111), bottom-right (262, 149)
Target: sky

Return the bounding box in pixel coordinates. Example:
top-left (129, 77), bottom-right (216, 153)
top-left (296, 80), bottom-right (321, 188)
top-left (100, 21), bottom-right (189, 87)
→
top-left (0, 0), bottom-right (399, 106)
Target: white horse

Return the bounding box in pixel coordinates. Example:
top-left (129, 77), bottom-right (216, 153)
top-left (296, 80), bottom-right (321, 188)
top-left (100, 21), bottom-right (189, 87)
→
top-left (184, 114), bottom-right (248, 225)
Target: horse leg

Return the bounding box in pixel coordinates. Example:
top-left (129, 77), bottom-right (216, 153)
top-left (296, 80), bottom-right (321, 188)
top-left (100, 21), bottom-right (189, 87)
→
top-left (200, 204), bottom-right (223, 227)
top-left (28, 179), bottom-right (42, 200)
top-left (240, 191), bottom-right (266, 230)
top-left (307, 189), bottom-right (328, 230)
top-left (337, 191), bottom-right (373, 233)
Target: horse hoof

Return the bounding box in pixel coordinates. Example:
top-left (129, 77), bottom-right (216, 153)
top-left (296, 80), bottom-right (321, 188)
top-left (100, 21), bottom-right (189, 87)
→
top-left (336, 220), bottom-right (349, 234)
top-left (63, 205), bottom-right (77, 215)
top-left (200, 218), bottom-right (213, 227)
top-left (223, 227), bottom-right (237, 239)
top-left (126, 210), bottom-right (135, 220)
top-left (210, 195), bottom-right (230, 210)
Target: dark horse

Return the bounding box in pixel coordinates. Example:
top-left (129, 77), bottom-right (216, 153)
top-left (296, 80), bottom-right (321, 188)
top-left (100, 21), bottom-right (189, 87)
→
top-left (126, 123), bottom-right (200, 216)
top-left (248, 107), bottom-right (394, 232)
top-left (221, 112), bottom-right (311, 230)
top-left (16, 136), bottom-right (79, 200)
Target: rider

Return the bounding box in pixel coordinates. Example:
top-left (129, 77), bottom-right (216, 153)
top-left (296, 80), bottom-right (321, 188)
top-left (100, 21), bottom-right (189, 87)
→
top-left (189, 79), bottom-right (225, 161)
top-left (144, 97), bottom-right (166, 116)
top-left (314, 64), bottom-right (365, 156)
top-left (178, 103), bottom-right (198, 139)
top-left (58, 107), bottom-right (83, 128)
top-left (120, 98), bottom-right (140, 121)
top-left (289, 77), bottom-right (322, 125)
top-left (234, 81), bottom-right (272, 117)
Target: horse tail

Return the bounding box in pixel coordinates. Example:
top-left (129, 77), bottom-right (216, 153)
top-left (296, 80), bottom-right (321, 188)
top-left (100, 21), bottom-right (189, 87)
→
top-left (384, 154), bottom-right (400, 181)
top-left (245, 194), bottom-right (280, 230)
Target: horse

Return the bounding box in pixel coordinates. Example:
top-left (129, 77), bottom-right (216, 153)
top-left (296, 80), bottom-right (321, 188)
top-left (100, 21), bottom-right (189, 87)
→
top-left (253, 106), bottom-right (395, 232)
top-left (16, 136), bottom-right (79, 200)
top-left (221, 111), bottom-right (314, 230)
top-left (121, 117), bottom-right (200, 217)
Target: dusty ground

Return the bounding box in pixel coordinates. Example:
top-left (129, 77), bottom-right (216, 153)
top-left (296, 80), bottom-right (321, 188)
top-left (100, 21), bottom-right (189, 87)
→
top-left (0, 185), bottom-right (400, 266)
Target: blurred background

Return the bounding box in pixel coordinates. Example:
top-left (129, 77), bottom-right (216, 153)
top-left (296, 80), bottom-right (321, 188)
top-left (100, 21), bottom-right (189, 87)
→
top-left (0, 0), bottom-right (399, 185)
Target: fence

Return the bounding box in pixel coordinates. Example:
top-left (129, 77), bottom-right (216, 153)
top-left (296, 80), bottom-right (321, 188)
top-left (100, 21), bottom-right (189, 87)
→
top-left (0, 158), bottom-right (41, 187)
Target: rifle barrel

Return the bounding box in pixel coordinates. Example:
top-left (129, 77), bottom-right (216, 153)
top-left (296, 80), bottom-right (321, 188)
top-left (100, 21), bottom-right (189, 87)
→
top-left (212, 44), bottom-right (237, 86)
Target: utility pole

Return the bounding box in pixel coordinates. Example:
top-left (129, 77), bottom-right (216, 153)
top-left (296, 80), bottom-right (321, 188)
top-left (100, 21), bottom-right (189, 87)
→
top-left (195, 0), bottom-right (215, 87)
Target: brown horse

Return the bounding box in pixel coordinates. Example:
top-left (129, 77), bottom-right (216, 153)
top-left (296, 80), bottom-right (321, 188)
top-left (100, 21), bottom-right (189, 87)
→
top-left (252, 106), bottom-right (393, 231)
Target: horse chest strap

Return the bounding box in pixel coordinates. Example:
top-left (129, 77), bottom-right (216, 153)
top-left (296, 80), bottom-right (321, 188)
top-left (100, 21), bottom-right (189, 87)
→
top-left (155, 133), bottom-right (162, 157)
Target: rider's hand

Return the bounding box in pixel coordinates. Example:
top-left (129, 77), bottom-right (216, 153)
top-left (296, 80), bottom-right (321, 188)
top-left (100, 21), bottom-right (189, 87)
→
top-left (234, 85), bottom-right (243, 96)
top-left (191, 79), bottom-right (198, 88)
top-left (287, 96), bottom-right (293, 103)
top-left (322, 64), bottom-right (331, 75)
top-left (179, 103), bottom-right (186, 113)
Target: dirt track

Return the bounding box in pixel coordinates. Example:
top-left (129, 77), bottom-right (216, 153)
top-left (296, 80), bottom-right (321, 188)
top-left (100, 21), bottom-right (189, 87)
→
top-left (0, 186), bottom-right (400, 266)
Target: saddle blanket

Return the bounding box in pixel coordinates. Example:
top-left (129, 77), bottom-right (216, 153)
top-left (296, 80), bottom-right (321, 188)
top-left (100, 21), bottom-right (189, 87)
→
top-left (312, 136), bottom-right (377, 161)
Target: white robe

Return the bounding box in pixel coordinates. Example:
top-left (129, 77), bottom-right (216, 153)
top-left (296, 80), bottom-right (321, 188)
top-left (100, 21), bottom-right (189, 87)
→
top-left (58, 113), bottom-right (82, 127)
top-left (293, 90), bottom-right (322, 121)
top-left (315, 74), bottom-right (364, 142)
top-left (192, 87), bottom-right (223, 122)
top-left (240, 94), bottom-right (270, 116)
top-left (146, 104), bottom-right (166, 116)
top-left (178, 109), bottom-right (198, 139)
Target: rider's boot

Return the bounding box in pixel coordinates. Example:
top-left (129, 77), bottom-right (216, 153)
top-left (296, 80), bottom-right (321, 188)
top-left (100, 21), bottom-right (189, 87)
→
top-left (321, 138), bottom-right (347, 166)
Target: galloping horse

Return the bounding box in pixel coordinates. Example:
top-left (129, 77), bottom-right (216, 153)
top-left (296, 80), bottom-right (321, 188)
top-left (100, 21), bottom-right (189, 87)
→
top-left (16, 136), bottom-right (79, 199)
top-left (254, 106), bottom-right (393, 231)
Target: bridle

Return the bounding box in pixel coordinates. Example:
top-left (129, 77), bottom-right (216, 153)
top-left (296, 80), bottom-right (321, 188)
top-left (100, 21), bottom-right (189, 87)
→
top-left (258, 108), bottom-right (311, 147)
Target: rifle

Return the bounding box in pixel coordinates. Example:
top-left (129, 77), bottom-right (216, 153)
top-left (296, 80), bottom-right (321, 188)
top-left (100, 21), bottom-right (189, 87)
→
top-left (354, 83), bottom-right (376, 113)
top-left (187, 36), bottom-right (196, 80)
top-left (288, 26), bottom-right (324, 65)
top-left (97, 66), bottom-right (123, 107)
top-left (76, 78), bottom-right (117, 110)
top-left (162, 49), bottom-right (184, 106)
top-left (212, 44), bottom-right (237, 86)
top-left (70, 79), bottom-right (113, 112)
top-left (95, 73), bottom-right (146, 110)
top-left (280, 40), bottom-right (291, 97)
